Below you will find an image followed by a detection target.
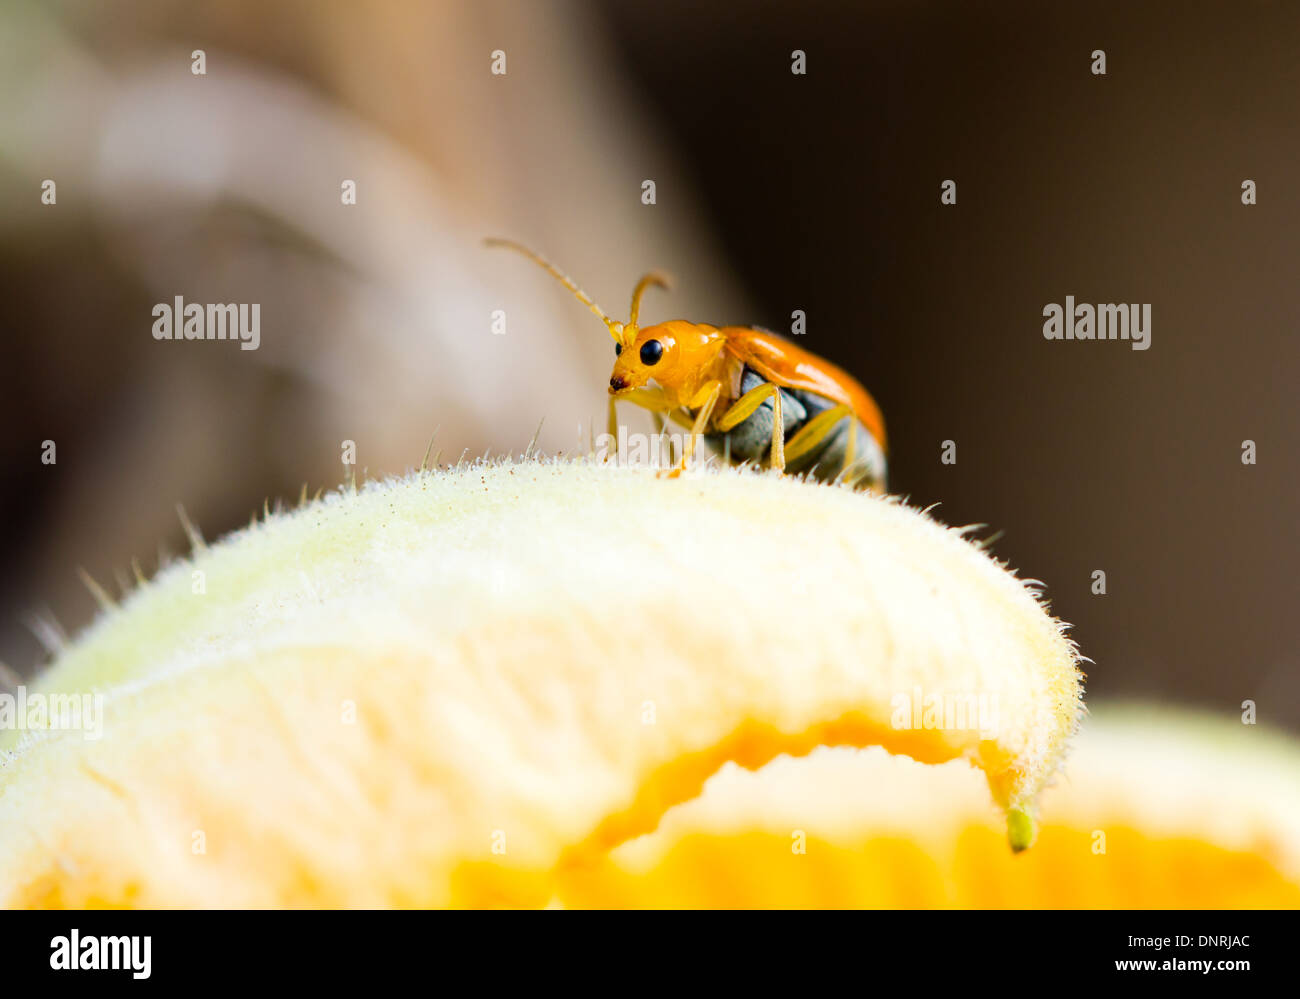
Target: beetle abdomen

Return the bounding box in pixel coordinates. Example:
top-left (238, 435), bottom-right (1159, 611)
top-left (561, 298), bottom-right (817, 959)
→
top-left (703, 367), bottom-right (887, 488)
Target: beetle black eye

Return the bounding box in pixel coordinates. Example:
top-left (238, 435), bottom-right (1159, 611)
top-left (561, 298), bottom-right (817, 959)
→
top-left (614, 343), bottom-right (622, 356)
top-left (639, 339), bottom-right (664, 366)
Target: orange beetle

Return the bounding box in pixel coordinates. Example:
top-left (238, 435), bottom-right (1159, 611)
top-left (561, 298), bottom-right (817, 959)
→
top-left (487, 238), bottom-right (887, 490)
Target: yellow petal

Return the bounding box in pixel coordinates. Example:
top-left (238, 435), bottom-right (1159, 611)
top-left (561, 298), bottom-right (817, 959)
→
top-left (576, 706), bottom-right (1300, 908)
top-left (0, 459), bottom-right (1082, 907)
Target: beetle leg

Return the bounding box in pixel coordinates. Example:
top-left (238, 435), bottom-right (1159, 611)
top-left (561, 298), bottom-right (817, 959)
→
top-left (782, 404), bottom-right (853, 467)
top-left (845, 463), bottom-right (885, 494)
top-left (839, 426), bottom-right (890, 493)
top-left (609, 387), bottom-right (675, 440)
top-left (617, 387), bottom-right (675, 412)
top-left (609, 389), bottom-right (677, 469)
top-left (771, 390), bottom-right (785, 471)
top-left (714, 381), bottom-right (786, 472)
top-left (659, 381), bottom-right (721, 478)
top-left (714, 382), bottom-right (780, 431)
top-left (648, 411), bottom-right (669, 467)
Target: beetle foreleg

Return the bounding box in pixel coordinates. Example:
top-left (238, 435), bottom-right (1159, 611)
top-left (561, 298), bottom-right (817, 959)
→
top-left (659, 381), bottom-right (721, 477)
top-left (618, 387), bottom-right (676, 413)
top-left (610, 388), bottom-right (675, 441)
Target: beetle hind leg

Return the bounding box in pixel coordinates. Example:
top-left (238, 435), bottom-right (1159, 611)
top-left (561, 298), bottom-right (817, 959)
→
top-left (782, 404), bottom-right (853, 468)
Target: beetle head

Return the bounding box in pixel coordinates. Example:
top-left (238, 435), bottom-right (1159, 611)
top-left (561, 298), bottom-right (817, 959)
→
top-left (609, 320), bottom-right (722, 401)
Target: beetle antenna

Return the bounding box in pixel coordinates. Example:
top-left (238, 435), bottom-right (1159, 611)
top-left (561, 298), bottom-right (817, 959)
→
top-left (629, 271), bottom-right (671, 329)
top-left (485, 237), bottom-right (627, 345)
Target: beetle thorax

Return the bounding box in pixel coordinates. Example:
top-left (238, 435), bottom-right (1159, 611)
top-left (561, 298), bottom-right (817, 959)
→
top-left (637, 321), bottom-right (726, 402)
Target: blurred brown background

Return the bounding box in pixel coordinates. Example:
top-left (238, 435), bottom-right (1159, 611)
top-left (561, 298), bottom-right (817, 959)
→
top-left (2, 0), bottom-right (1296, 730)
